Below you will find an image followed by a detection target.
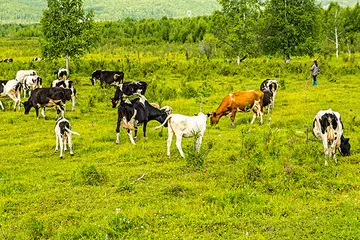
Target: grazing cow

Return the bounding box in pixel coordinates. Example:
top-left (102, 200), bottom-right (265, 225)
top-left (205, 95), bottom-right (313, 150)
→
top-left (15, 70), bottom-right (37, 82)
top-left (23, 87), bottom-right (72, 119)
top-left (55, 68), bottom-right (69, 80)
top-left (116, 96), bottom-right (170, 144)
top-left (111, 81), bottom-right (148, 108)
top-left (312, 109), bottom-right (351, 165)
top-left (51, 79), bottom-right (76, 111)
top-left (32, 57), bottom-right (43, 61)
top-left (262, 90), bottom-right (273, 114)
top-left (54, 118), bottom-right (80, 159)
top-left (209, 90), bottom-right (264, 128)
top-left (1, 58), bottom-right (13, 62)
top-left (155, 113), bottom-right (210, 158)
top-left (91, 70), bottom-right (124, 87)
top-left (23, 75), bottom-right (42, 98)
top-left (0, 80), bottom-right (22, 111)
top-left (260, 79), bottom-right (278, 111)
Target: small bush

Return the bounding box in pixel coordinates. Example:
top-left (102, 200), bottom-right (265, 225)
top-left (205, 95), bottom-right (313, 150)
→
top-left (116, 180), bottom-right (135, 193)
top-left (71, 164), bottom-right (107, 186)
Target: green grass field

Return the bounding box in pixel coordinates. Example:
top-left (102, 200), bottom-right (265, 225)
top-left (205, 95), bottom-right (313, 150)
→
top-left (1, 39), bottom-right (360, 239)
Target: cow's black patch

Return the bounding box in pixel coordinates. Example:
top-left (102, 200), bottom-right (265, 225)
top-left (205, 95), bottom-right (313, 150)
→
top-left (319, 113), bottom-right (338, 134)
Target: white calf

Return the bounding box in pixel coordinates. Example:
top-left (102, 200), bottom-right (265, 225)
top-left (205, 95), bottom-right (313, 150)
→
top-left (55, 118), bottom-right (80, 159)
top-left (155, 112), bottom-right (209, 158)
top-left (0, 80), bottom-right (21, 111)
top-left (15, 70), bottom-right (37, 82)
top-left (23, 75), bottom-right (42, 98)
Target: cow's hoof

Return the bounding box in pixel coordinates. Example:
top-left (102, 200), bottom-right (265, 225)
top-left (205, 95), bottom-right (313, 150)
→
top-left (55, 150), bottom-right (58, 153)
top-left (60, 156), bottom-right (63, 159)
top-left (70, 153), bottom-right (74, 156)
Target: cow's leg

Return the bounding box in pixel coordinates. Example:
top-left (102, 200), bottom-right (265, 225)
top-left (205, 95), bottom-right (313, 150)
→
top-left (55, 134), bottom-right (59, 152)
top-left (134, 128), bottom-right (138, 140)
top-left (195, 135), bottom-right (203, 153)
top-left (127, 129), bottom-right (136, 145)
top-left (116, 115), bottom-right (121, 144)
top-left (71, 94), bottom-right (75, 111)
top-left (250, 111), bottom-right (257, 124)
top-left (64, 136), bottom-right (68, 151)
top-left (59, 136), bottom-right (64, 159)
top-left (7, 92), bottom-right (18, 111)
top-left (167, 128), bottom-right (174, 157)
top-left (34, 107), bottom-right (40, 119)
top-left (23, 90), bottom-right (26, 98)
top-left (175, 135), bottom-right (185, 158)
top-left (0, 100), bottom-right (4, 111)
top-left (230, 110), bottom-right (237, 128)
top-left (143, 122), bottom-right (147, 138)
top-left (68, 135), bottom-right (74, 156)
top-left (41, 107), bottom-right (46, 119)
top-left (272, 92), bottom-right (277, 108)
top-left (259, 107), bottom-right (264, 125)
top-left (321, 135), bottom-right (329, 165)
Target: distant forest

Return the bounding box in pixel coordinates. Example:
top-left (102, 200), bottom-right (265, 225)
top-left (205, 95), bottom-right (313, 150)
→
top-left (0, 0), bottom-right (220, 24)
top-left (1, 0), bottom-right (360, 60)
top-left (0, 0), bottom-right (358, 24)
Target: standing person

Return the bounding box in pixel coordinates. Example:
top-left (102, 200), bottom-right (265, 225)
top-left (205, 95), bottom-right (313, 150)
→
top-left (310, 60), bottom-right (320, 86)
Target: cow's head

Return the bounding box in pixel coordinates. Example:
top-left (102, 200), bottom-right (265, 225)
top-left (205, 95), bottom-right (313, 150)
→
top-left (111, 97), bottom-right (119, 108)
top-left (339, 136), bottom-right (350, 156)
top-left (90, 70), bottom-right (101, 85)
top-left (22, 101), bottom-right (31, 114)
top-left (209, 112), bottom-right (220, 125)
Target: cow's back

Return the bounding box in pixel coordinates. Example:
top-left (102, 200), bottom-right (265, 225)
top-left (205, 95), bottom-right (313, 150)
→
top-left (231, 90), bottom-right (263, 109)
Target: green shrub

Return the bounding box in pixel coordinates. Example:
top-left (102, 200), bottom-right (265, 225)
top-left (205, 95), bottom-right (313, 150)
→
top-left (71, 164), bottom-right (107, 186)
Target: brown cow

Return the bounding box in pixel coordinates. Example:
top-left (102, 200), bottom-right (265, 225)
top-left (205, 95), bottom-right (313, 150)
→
top-left (209, 90), bottom-right (264, 128)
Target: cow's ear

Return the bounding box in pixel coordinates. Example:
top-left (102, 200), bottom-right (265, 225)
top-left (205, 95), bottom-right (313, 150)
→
top-left (345, 138), bottom-right (350, 143)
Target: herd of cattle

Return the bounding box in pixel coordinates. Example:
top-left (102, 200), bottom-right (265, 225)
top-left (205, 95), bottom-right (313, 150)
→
top-left (0, 69), bottom-right (351, 163)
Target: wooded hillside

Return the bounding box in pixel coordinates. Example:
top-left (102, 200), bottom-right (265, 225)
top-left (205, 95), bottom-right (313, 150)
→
top-left (0, 0), bottom-right (220, 24)
top-left (0, 0), bottom-right (358, 24)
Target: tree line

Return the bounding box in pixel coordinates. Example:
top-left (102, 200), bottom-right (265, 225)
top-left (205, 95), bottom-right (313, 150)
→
top-left (1, 0), bottom-right (360, 61)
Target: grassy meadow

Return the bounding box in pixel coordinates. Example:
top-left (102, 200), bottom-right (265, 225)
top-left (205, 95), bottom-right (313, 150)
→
top-left (1, 38), bottom-right (360, 239)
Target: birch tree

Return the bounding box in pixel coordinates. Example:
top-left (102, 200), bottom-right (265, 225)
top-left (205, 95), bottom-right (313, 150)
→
top-left (40, 0), bottom-right (98, 70)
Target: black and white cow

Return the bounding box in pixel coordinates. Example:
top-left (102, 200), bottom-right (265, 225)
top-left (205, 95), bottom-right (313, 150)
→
top-left (1, 58), bottom-right (13, 62)
top-left (23, 87), bottom-right (72, 119)
top-left (116, 96), bottom-right (170, 144)
top-left (54, 118), bottom-right (80, 159)
top-left (23, 75), bottom-right (42, 98)
top-left (91, 70), bottom-right (124, 87)
top-left (313, 109), bottom-right (350, 165)
top-left (15, 70), bottom-right (37, 82)
top-left (55, 68), bottom-right (69, 80)
top-left (0, 80), bottom-right (22, 111)
top-left (51, 79), bottom-right (76, 111)
top-left (111, 81), bottom-right (148, 108)
top-left (260, 79), bottom-right (278, 112)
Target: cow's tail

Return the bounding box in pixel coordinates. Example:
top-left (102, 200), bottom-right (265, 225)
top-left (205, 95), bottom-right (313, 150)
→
top-left (65, 127), bottom-right (80, 136)
top-left (154, 114), bottom-right (172, 130)
top-left (327, 117), bottom-right (335, 141)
